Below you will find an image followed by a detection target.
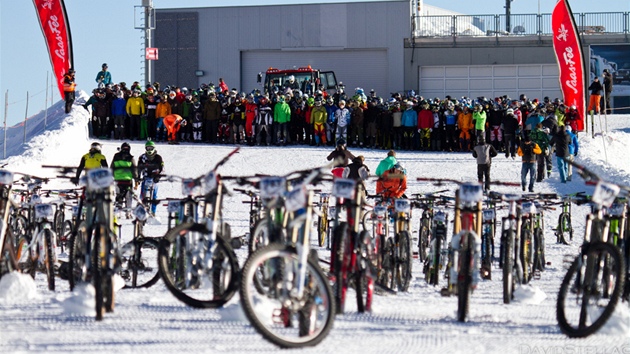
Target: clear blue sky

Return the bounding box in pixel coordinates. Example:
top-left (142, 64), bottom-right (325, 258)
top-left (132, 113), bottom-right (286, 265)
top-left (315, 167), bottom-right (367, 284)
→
top-left (1, 0), bottom-right (628, 126)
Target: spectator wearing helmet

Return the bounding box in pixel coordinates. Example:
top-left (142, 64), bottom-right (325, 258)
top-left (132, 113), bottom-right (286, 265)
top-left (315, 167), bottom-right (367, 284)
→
top-left (324, 98), bottom-right (338, 145)
top-left (502, 108), bottom-right (520, 158)
top-left (443, 101), bottom-right (458, 151)
top-left (255, 96), bottom-right (273, 146)
top-left (364, 99), bottom-right (380, 148)
top-left (111, 90), bottom-right (127, 140)
top-left (144, 90), bottom-right (159, 141)
top-left (230, 97), bottom-right (246, 144)
top-left (400, 100), bottom-right (417, 150)
top-left (311, 97), bottom-right (328, 146)
top-left (472, 136), bottom-right (498, 191)
top-left (555, 104), bottom-right (567, 127)
top-left (529, 123), bottom-right (550, 182)
top-left (138, 141), bottom-right (164, 214)
top-left (334, 100), bottom-right (351, 144)
top-left (155, 93), bottom-right (171, 142)
top-left (63, 69), bottom-right (76, 114)
top-left (327, 138), bottom-right (355, 177)
top-left (349, 99), bottom-right (366, 147)
top-left (602, 69), bottom-right (613, 114)
top-left (376, 162), bottom-right (407, 200)
top-left (244, 94), bottom-right (258, 145)
top-left (487, 104), bottom-right (504, 152)
top-left (289, 93), bottom-right (307, 145)
top-left (73, 142), bottom-right (109, 184)
top-left (95, 63), bottom-right (112, 86)
top-left (456, 105), bottom-right (473, 152)
top-left (274, 95), bottom-right (291, 145)
top-left (472, 104), bottom-right (487, 144)
top-left (343, 155), bottom-right (370, 196)
top-left (564, 105), bottom-right (580, 133)
top-left (202, 91), bottom-right (221, 143)
top-left (91, 89), bottom-right (111, 139)
top-left (391, 100), bottom-right (403, 150)
top-left (111, 142), bottom-right (138, 216)
top-left (588, 76), bottom-right (603, 115)
top-left (167, 90), bottom-right (182, 116)
top-left (126, 89), bottom-right (146, 140)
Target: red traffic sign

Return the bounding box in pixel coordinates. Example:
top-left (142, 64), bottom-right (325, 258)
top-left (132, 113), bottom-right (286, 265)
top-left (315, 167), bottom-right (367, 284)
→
top-left (145, 47), bottom-right (158, 60)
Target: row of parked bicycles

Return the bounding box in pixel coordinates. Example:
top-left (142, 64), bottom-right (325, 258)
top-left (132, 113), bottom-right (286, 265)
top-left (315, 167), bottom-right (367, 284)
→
top-left (0, 153), bottom-right (627, 347)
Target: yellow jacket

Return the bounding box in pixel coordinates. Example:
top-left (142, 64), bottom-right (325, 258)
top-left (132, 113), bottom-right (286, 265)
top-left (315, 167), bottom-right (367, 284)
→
top-left (126, 97), bottom-right (145, 116)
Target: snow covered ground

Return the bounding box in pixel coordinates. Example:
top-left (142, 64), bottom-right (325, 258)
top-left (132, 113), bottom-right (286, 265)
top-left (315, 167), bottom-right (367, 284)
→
top-left (0, 97), bottom-right (628, 353)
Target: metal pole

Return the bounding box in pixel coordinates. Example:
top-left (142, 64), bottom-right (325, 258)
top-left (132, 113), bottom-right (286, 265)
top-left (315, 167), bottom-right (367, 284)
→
top-left (3, 90), bottom-right (8, 159)
top-left (44, 72), bottom-right (49, 129)
top-left (23, 91), bottom-right (28, 144)
top-left (144, 0), bottom-right (153, 87)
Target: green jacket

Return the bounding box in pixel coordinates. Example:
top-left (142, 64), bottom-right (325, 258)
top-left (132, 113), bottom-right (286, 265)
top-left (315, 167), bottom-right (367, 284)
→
top-left (274, 101), bottom-right (291, 123)
top-left (529, 128), bottom-right (550, 151)
top-left (375, 156), bottom-right (397, 177)
top-left (111, 151), bottom-right (137, 181)
top-left (473, 111), bottom-right (487, 131)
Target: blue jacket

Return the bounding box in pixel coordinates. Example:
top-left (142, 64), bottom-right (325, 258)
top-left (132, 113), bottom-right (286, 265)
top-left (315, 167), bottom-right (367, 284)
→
top-left (111, 97), bottom-right (127, 116)
top-left (96, 70), bottom-right (112, 85)
top-left (567, 130), bottom-right (579, 155)
top-left (401, 109), bottom-right (417, 127)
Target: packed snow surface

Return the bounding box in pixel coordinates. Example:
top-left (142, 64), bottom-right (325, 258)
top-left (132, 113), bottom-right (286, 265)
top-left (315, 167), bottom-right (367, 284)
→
top-left (0, 96), bottom-right (628, 353)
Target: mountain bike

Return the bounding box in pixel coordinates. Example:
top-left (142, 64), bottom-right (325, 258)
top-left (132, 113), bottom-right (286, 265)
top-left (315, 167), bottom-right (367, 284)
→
top-left (413, 189), bottom-right (448, 265)
top-left (330, 177), bottom-right (375, 313)
top-left (0, 170), bottom-right (19, 279)
top-left (556, 160), bottom-right (627, 338)
top-left (157, 148), bottom-right (240, 309)
top-left (554, 193), bottom-right (584, 244)
top-left (362, 195), bottom-right (395, 291)
top-left (316, 192), bottom-right (332, 248)
top-left (119, 199), bottom-right (160, 289)
top-left (423, 202), bottom-right (451, 286)
top-left (239, 166), bottom-right (335, 348)
top-left (391, 197), bottom-right (413, 292)
top-left (480, 195), bottom-right (498, 280)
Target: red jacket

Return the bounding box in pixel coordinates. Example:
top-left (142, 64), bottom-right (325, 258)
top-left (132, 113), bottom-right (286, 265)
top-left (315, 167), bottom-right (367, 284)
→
top-left (417, 109), bottom-right (433, 129)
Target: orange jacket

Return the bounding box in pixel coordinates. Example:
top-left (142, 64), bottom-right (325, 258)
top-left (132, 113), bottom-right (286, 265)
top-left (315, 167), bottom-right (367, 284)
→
top-left (376, 170), bottom-right (407, 199)
top-left (63, 74), bottom-right (75, 92)
top-left (156, 101), bottom-right (171, 118)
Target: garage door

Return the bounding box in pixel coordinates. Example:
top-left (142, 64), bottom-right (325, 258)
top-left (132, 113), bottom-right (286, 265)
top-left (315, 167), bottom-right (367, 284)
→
top-left (419, 64), bottom-right (561, 101)
top-left (241, 50), bottom-right (388, 97)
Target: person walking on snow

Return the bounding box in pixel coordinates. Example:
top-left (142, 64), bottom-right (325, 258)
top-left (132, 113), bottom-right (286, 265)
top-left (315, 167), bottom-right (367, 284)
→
top-left (517, 134), bottom-right (542, 192)
top-left (566, 125), bottom-right (579, 182)
top-left (472, 136), bottom-right (497, 191)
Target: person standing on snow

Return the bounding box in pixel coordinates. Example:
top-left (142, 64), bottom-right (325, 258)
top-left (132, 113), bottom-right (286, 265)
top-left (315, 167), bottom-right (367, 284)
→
top-left (549, 125), bottom-right (572, 184)
top-left (603, 69), bottom-right (613, 115)
top-left (95, 63), bottom-right (112, 86)
top-left (126, 89), bottom-right (145, 140)
top-left (517, 134), bottom-right (542, 192)
top-left (111, 90), bottom-right (127, 140)
top-left (63, 68), bottom-right (76, 114)
top-left (334, 100), bottom-right (351, 144)
top-left (472, 136), bottom-right (497, 191)
top-left (565, 125), bottom-right (579, 182)
top-left (588, 76), bottom-right (603, 116)
top-left (529, 123), bottom-right (550, 182)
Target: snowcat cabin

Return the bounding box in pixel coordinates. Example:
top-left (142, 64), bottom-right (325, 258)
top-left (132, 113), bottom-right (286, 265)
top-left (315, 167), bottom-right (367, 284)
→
top-left (261, 66), bottom-right (337, 96)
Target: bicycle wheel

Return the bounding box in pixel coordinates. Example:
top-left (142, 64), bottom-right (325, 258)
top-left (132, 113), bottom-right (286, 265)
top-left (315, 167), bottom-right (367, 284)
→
top-left (240, 243), bottom-right (335, 348)
top-left (11, 215), bottom-right (28, 250)
top-left (68, 223), bottom-right (88, 291)
top-left (44, 229), bottom-right (56, 291)
top-left (533, 228), bottom-right (546, 272)
top-left (481, 230), bottom-right (492, 280)
top-left (502, 229), bottom-right (514, 304)
top-left (520, 228), bottom-right (534, 284)
top-left (428, 232), bottom-right (442, 286)
top-left (556, 242), bottom-right (625, 338)
top-left (457, 233), bottom-right (474, 322)
top-left (92, 225), bottom-right (105, 321)
top-left (0, 228), bottom-right (18, 278)
top-left (418, 223), bottom-right (430, 263)
top-left (356, 230), bottom-right (374, 313)
top-left (317, 214), bottom-right (328, 248)
top-left (556, 213), bottom-right (571, 245)
top-left (333, 223), bottom-right (351, 314)
top-left (16, 235), bottom-right (35, 278)
top-left (60, 220), bottom-right (73, 254)
top-left (53, 208), bottom-right (65, 245)
top-left (120, 237), bottom-right (160, 288)
top-left (249, 219), bottom-right (285, 256)
top-left (395, 231), bottom-right (413, 292)
top-left (158, 222), bottom-right (239, 309)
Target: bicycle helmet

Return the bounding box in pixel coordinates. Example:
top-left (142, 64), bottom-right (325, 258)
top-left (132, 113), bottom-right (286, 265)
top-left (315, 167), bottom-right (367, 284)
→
top-left (90, 142), bottom-right (102, 153)
top-left (145, 140), bottom-right (156, 156)
top-left (120, 142), bottom-right (130, 152)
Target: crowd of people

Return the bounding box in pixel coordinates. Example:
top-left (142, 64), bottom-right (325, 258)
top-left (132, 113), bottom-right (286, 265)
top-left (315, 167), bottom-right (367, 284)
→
top-left (67, 63), bottom-right (585, 194)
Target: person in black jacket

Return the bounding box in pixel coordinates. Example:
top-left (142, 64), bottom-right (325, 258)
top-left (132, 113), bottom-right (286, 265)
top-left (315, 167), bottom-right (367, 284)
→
top-left (502, 108), bottom-right (520, 159)
top-left (603, 69), bottom-right (614, 115)
top-left (472, 136), bottom-right (498, 191)
top-left (588, 76), bottom-right (603, 115)
top-left (549, 125), bottom-right (572, 183)
top-left (327, 138), bottom-right (355, 177)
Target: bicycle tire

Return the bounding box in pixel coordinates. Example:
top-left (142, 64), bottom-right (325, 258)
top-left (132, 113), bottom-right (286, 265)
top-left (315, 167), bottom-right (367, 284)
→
top-left (428, 231), bottom-right (442, 286)
top-left (533, 228), bottom-right (545, 272)
top-left (396, 231), bottom-right (413, 292)
top-left (520, 228), bottom-right (534, 284)
top-left (11, 215), bottom-right (28, 250)
top-left (68, 222), bottom-right (88, 291)
top-left (0, 228), bottom-right (18, 278)
top-left (249, 219), bottom-right (283, 256)
top-left (556, 213), bottom-right (571, 245)
top-left (481, 229), bottom-right (492, 280)
top-left (317, 215), bottom-right (328, 248)
top-left (60, 220), bottom-right (73, 254)
top-left (356, 230), bottom-right (374, 313)
top-left (53, 208), bottom-right (65, 245)
top-left (418, 223), bottom-right (430, 263)
top-left (16, 235), bottom-right (35, 278)
top-left (502, 229), bottom-right (514, 304)
top-left (239, 243), bottom-right (335, 348)
top-left (158, 222), bottom-right (239, 309)
top-left (92, 225), bottom-right (105, 321)
top-left (334, 223), bottom-right (351, 314)
top-left (556, 242), bottom-right (625, 338)
top-left (457, 233), bottom-right (473, 322)
top-left (121, 237), bottom-right (161, 288)
top-left (44, 229), bottom-right (56, 291)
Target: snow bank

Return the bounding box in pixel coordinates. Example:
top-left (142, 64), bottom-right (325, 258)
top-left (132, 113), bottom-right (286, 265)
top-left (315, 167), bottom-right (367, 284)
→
top-left (0, 272), bottom-right (38, 303)
top-left (512, 284), bottom-right (547, 305)
top-left (61, 283), bottom-right (96, 316)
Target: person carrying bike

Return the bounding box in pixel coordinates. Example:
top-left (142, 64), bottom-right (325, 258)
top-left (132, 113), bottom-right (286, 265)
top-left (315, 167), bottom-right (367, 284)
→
top-left (137, 141), bottom-right (164, 215)
top-left (73, 142), bottom-right (109, 184)
top-left (111, 142), bottom-right (138, 218)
